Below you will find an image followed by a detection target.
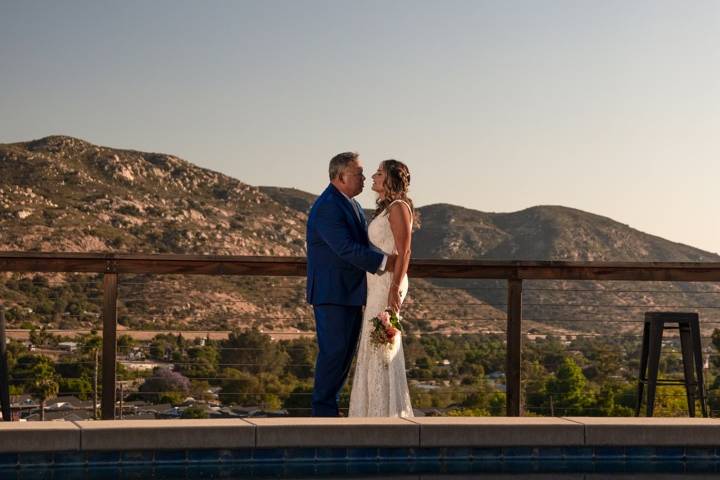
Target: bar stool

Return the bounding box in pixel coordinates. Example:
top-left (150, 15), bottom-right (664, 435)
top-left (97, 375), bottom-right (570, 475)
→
top-left (635, 312), bottom-right (708, 417)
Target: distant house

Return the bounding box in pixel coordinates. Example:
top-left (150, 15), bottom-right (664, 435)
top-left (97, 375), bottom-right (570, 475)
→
top-left (119, 360), bottom-right (168, 372)
top-left (210, 407), bottom-right (245, 419)
top-left (412, 381), bottom-right (440, 391)
top-left (10, 394), bottom-right (35, 407)
top-left (46, 396), bottom-right (94, 411)
top-left (24, 410), bottom-right (94, 422)
top-left (58, 341), bottom-right (78, 353)
top-left (9, 395), bottom-right (38, 421)
top-left (120, 412), bottom-right (156, 420)
top-left (156, 406), bottom-right (182, 419)
top-left (126, 348), bottom-right (146, 361)
top-left (45, 401), bottom-right (74, 411)
top-left (229, 406), bottom-right (289, 418)
top-left (17, 395), bottom-right (96, 421)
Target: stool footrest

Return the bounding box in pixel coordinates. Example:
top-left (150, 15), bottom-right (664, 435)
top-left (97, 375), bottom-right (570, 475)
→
top-left (638, 379), bottom-right (699, 386)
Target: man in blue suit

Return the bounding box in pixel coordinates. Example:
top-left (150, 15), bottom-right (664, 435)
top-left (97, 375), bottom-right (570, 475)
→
top-left (306, 152), bottom-right (395, 416)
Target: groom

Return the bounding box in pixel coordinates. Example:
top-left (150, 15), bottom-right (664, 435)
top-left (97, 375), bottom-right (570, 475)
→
top-left (306, 152), bottom-right (395, 416)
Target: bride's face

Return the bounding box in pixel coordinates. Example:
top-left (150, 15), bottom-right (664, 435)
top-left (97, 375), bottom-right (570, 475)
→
top-left (371, 164), bottom-right (386, 196)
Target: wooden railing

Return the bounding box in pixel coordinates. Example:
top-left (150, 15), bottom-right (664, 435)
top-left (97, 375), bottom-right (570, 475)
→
top-left (1, 251), bottom-right (720, 419)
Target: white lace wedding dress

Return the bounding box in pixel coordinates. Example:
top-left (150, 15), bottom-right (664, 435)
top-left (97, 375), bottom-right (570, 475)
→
top-left (349, 200), bottom-right (414, 417)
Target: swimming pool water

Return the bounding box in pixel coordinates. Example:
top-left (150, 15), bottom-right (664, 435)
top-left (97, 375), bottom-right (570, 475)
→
top-left (5, 459), bottom-right (720, 479)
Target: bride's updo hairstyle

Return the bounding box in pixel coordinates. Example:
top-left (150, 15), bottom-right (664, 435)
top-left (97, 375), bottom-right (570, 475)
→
top-left (374, 159), bottom-right (420, 227)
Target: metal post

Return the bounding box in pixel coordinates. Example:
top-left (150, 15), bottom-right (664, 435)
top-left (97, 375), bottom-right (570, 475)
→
top-left (506, 279), bottom-right (523, 416)
top-left (0, 307), bottom-right (11, 421)
top-left (119, 383), bottom-right (124, 420)
top-left (101, 274), bottom-right (118, 420)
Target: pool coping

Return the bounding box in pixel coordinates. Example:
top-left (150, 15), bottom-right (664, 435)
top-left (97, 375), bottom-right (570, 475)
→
top-left (1, 417), bottom-right (720, 453)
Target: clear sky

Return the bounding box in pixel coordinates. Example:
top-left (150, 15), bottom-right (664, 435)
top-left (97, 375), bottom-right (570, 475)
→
top-left (1, 0), bottom-right (718, 253)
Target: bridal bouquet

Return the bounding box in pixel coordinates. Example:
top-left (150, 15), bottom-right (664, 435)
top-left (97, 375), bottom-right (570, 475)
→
top-left (369, 308), bottom-right (404, 348)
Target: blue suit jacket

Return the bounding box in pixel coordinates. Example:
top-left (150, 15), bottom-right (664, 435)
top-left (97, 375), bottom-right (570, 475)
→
top-left (306, 184), bottom-right (384, 306)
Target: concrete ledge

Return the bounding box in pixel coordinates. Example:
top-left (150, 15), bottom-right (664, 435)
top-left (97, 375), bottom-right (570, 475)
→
top-left (0, 422), bottom-right (81, 453)
top-left (409, 417), bottom-right (585, 447)
top-left (246, 418), bottom-right (419, 448)
top-left (2, 417), bottom-right (720, 453)
top-left (76, 419), bottom-right (255, 451)
top-left (566, 417), bottom-right (720, 446)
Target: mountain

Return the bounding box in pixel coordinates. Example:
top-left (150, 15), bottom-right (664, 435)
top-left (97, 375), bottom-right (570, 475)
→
top-left (0, 135), bottom-right (306, 256)
top-left (258, 188), bottom-right (719, 262)
top-left (1, 136), bottom-right (718, 336)
top-left (0, 136), bottom-right (311, 333)
top-left (259, 186), bottom-right (316, 216)
top-left (414, 203), bottom-right (718, 262)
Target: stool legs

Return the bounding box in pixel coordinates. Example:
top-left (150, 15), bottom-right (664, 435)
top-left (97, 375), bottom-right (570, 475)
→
top-left (637, 313), bottom-right (708, 418)
top-left (635, 324), bottom-right (650, 416)
top-left (679, 325), bottom-right (697, 417)
top-left (690, 319), bottom-right (708, 417)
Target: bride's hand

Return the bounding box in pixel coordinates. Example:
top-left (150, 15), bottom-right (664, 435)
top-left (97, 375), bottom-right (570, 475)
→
top-left (388, 284), bottom-right (401, 313)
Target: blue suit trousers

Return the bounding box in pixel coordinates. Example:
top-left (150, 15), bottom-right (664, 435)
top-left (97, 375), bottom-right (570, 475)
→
top-left (311, 304), bottom-right (363, 417)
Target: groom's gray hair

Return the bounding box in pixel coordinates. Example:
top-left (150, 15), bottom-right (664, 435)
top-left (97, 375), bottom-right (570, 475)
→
top-left (329, 152), bottom-right (359, 180)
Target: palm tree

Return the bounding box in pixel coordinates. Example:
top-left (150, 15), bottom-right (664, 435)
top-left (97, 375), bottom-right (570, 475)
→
top-left (80, 331), bottom-right (102, 419)
top-left (28, 362), bottom-right (59, 421)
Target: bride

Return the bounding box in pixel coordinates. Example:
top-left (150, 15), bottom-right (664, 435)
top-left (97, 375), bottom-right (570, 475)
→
top-left (349, 159), bottom-right (415, 417)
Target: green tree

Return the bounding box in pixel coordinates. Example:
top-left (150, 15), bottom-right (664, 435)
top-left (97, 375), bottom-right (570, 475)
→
top-left (29, 326), bottom-right (59, 348)
top-left (489, 392), bottom-right (506, 416)
top-left (523, 360), bottom-right (549, 414)
top-left (12, 354), bottom-right (47, 388)
top-left (220, 329), bottom-right (288, 376)
top-left (117, 334), bottom-right (136, 352)
top-left (59, 377), bottom-right (93, 401)
top-left (545, 357), bottom-right (592, 416)
top-left (27, 361), bottom-right (59, 421)
top-left (651, 385), bottom-right (698, 416)
top-left (282, 338), bottom-right (316, 380)
top-left (711, 328), bottom-right (720, 369)
top-left (181, 405), bottom-right (209, 419)
top-left (219, 368), bottom-right (258, 406)
top-left (149, 334), bottom-right (185, 361)
top-left (457, 376), bottom-right (492, 413)
top-left (283, 381), bottom-right (313, 416)
top-left (581, 340), bottom-right (624, 384)
top-left (176, 344), bottom-right (219, 380)
top-left (189, 380), bottom-right (216, 402)
top-left (594, 382), bottom-right (634, 416)
top-left (80, 331), bottom-right (102, 419)
top-left (219, 369), bottom-right (287, 409)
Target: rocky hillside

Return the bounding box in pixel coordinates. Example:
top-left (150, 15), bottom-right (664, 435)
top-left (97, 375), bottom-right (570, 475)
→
top-left (414, 203), bottom-right (718, 262)
top-left (259, 187), bottom-right (719, 263)
top-left (0, 136), bottom-right (309, 333)
top-left (0, 136), bottom-right (305, 255)
top-left (1, 136), bottom-right (718, 336)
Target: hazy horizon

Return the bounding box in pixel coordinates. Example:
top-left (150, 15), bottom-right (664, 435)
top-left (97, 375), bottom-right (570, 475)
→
top-left (2, 1), bottom-right (718, 254)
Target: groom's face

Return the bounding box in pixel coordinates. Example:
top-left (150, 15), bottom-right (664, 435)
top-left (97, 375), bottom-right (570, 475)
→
top-left (341, 160), bottom-right (365, 197)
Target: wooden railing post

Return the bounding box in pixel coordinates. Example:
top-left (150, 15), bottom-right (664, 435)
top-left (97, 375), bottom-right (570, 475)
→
top-left (101, 273), bottom-right (118, 420)
top-left (506, 278), bottom-right (523, 416)
top-left (0, 307), bottom-right (11, 421)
